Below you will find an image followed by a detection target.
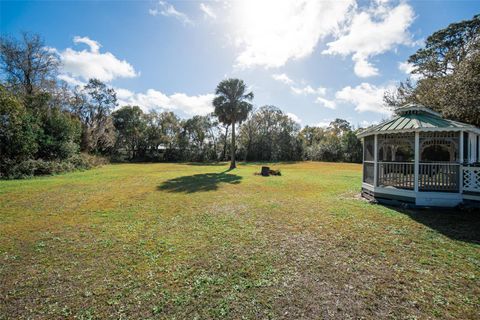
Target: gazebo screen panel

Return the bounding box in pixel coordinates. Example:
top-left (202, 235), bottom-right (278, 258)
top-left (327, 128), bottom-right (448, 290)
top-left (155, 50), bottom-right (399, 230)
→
top-left (377, 133), bottom-right (415, 162)
top-left (363, 136), bottom-right (375, 184)
top-left (419, 132), bottom-right (460, 192)
top-left (376, 133), bottom-right (415, 189)
top-left (364, 136), bottom-right (374, 161)
top-left (419, 132), bottom-right (459, 162)
top-left (363, 163), bottom-right (374, 185)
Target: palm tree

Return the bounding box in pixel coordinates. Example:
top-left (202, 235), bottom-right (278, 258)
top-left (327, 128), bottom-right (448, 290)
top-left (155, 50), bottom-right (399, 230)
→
top-left (213, 79), bottom-right (253, 169)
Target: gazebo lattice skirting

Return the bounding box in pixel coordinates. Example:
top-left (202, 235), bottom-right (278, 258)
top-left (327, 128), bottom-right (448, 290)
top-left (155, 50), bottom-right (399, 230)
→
top-left (358, 104), bottom-right (480, 207)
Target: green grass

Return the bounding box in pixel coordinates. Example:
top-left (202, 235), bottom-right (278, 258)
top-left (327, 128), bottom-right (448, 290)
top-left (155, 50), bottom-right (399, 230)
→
top-left (0, 162), bottom-right (479, 319)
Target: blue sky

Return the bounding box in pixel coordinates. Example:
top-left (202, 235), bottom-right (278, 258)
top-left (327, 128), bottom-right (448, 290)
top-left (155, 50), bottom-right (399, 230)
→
top-left (1, 0), bottom-right (479, 127)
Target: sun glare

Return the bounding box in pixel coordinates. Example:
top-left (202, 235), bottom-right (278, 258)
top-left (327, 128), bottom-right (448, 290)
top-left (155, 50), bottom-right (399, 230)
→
top-left (232, 0), bottom-right (303, 67)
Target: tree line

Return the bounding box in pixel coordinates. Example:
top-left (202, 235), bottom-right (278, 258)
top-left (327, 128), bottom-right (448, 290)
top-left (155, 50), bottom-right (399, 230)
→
top-left (0, 33), bottom-right (362, 178)
top-left (111, 103), bottom-right (362, 165)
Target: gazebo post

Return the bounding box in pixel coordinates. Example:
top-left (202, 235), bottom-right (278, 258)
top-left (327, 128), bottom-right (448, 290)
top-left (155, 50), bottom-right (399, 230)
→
top-left (459, 130), bottom-right (464, 163)
top-left (414, 132), bottom-right (420, 193)
top-left (374, 134), bottom-right (378, 187)
top-left (459, 131), bottom-right (464, 193)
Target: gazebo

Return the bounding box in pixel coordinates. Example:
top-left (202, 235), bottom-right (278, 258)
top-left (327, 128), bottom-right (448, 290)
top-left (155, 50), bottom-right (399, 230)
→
top-left (358, 104), bottom-right (480, 207)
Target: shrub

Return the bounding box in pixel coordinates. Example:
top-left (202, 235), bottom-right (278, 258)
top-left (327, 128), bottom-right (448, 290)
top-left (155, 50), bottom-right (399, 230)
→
top-left (0, 87), bottom-right (39, 163)
top-left (306, 140), bottom-right (343, 162)
top-left (1, 154), bottom-right (108, 180)
top-left (68, 153), bottom-right (109, 170)
top-left (6, 159), bottom-right (73, 179)
top-left (36, 107), bottom-right (82, 160)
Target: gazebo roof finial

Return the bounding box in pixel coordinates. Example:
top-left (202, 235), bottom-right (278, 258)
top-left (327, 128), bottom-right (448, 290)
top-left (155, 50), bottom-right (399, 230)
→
top-left (394, 103), bottom-right (441, 117)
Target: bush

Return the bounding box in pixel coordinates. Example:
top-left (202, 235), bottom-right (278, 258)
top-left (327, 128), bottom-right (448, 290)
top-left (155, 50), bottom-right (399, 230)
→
top-left (36, 107), bottom-right (82, 160)
top-left (68, 153), bottom-right (109, 170)
top-left (1, 154), bottom-right (108, 179)
top-left (306, 140), bottom-right (343, 162)
top-left (6, 159), bottom-right (74, 178)
top-left (0, 87), bottom-right (39, 163)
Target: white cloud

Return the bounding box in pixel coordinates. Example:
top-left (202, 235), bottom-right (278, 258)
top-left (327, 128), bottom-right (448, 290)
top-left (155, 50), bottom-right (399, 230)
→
top-left (315, 119), bottom-right (333, 128)
top-left (358, 120), bottom-right (379, 128)
top-left (73, 36), bottom-right (101, 53)
top-left (57, 74), bottom-right (85, 87)
top-left (398, 61), bottom-right (414, 74)
top-left (398, 61), bottom-right (422, 80)
top-left (272, 73), bottom-right (293, 85)
top-left (323, 2), bottom-right (415, 77)
top-left (352, 54), bottom-right (379, 77)
top-left (56, 36), bottom-right (137, 83)
top-left (233, 0), bottom-right (354, 68)
top-left (168, 93), bottom-right (215, 115)
top-left (200, 3), bottom-right (216, 20)
top-left (335, 82), bottom-right (393, 114)
top-left (272, 73), bottom-right (326, 97)
top-left (316, 118), bottom-right (377, 129)
top-left (315, 97), bottom-right (336, 110)
top-left (150, 1), bottom-right (193, 25)
top-left (115, 88), bottom-right (135, 101)
top-left (291, 85), bottom-right (326, 96)
top-left (116, 88), bottom-right (214, 116)
top-left (286, 112), bottom-right (302, 123)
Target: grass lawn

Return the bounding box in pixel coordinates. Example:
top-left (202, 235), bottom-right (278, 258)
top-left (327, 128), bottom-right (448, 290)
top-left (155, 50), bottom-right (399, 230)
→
top-left (0, 162), bottom-right (479, 319)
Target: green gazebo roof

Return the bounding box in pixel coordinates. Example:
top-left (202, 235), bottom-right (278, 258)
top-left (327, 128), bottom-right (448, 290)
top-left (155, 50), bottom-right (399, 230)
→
top-left (357, 104), bottom-right (480, 138)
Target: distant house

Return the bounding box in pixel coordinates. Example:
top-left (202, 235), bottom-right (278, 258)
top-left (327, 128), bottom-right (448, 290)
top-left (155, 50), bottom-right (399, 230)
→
top-left (357, 104), bottom-right (480, 207)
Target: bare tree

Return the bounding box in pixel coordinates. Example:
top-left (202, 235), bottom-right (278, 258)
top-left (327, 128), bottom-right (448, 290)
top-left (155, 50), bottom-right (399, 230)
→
top-left (0, 32), bottom-right (59, 96)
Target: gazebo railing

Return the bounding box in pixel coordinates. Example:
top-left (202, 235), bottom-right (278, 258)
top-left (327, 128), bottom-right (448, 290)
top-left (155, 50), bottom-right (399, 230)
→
top-left (419, 162), bottom-right (459, 192)
top-left (375, 162), bottom-right (461, 192)
top-left (463, 166), bottom-right (480, 193)
top-left (378, 162), bottom-right (414, 190)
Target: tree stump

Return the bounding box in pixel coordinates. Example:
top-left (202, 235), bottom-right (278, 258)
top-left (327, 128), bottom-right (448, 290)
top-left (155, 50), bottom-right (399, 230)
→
top-left (261, 166), bottom-right (270, 176)
top-left (269, 169), bottom-right (281, 176)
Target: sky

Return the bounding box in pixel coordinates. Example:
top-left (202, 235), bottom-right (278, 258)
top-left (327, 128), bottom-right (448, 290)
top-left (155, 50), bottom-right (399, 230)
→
top-left (1, 0), bottom-right (479, 128)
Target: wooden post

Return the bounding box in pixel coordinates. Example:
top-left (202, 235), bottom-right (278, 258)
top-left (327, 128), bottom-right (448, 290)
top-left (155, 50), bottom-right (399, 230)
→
top-left (477, 134), bottom-right (480, 162)
top-left (459, 131), bottom-right (464, 193)
top-left (414, 132), bottom-right (419, 193)
top-left (361, 138), bottom-right (364, 183)
top-left (459, 131), bottom-right (464, 163)
top-left (374, 134), bottom-right (378, 187)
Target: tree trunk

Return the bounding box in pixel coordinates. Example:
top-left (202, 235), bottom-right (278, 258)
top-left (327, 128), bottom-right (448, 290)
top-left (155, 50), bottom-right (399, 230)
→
top-left (230, 122), bottom-right (236, 169)
top-left (131, 141), bottom-right (135, 160)
top-left (222, 125), bottom-right (229, 161)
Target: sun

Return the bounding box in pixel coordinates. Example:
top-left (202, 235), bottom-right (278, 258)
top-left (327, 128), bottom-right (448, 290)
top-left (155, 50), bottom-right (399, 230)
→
top-left (231, 0), bottom-right (309, 67)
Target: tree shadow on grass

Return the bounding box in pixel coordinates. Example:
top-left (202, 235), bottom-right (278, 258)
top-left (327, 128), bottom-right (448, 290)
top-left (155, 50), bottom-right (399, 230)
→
top-left (387, 206), bottom-right (480, 244)
top-left (158, 172), bottom-right (242, 193)
top-left (183, 162), bottom-right (228, 166)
